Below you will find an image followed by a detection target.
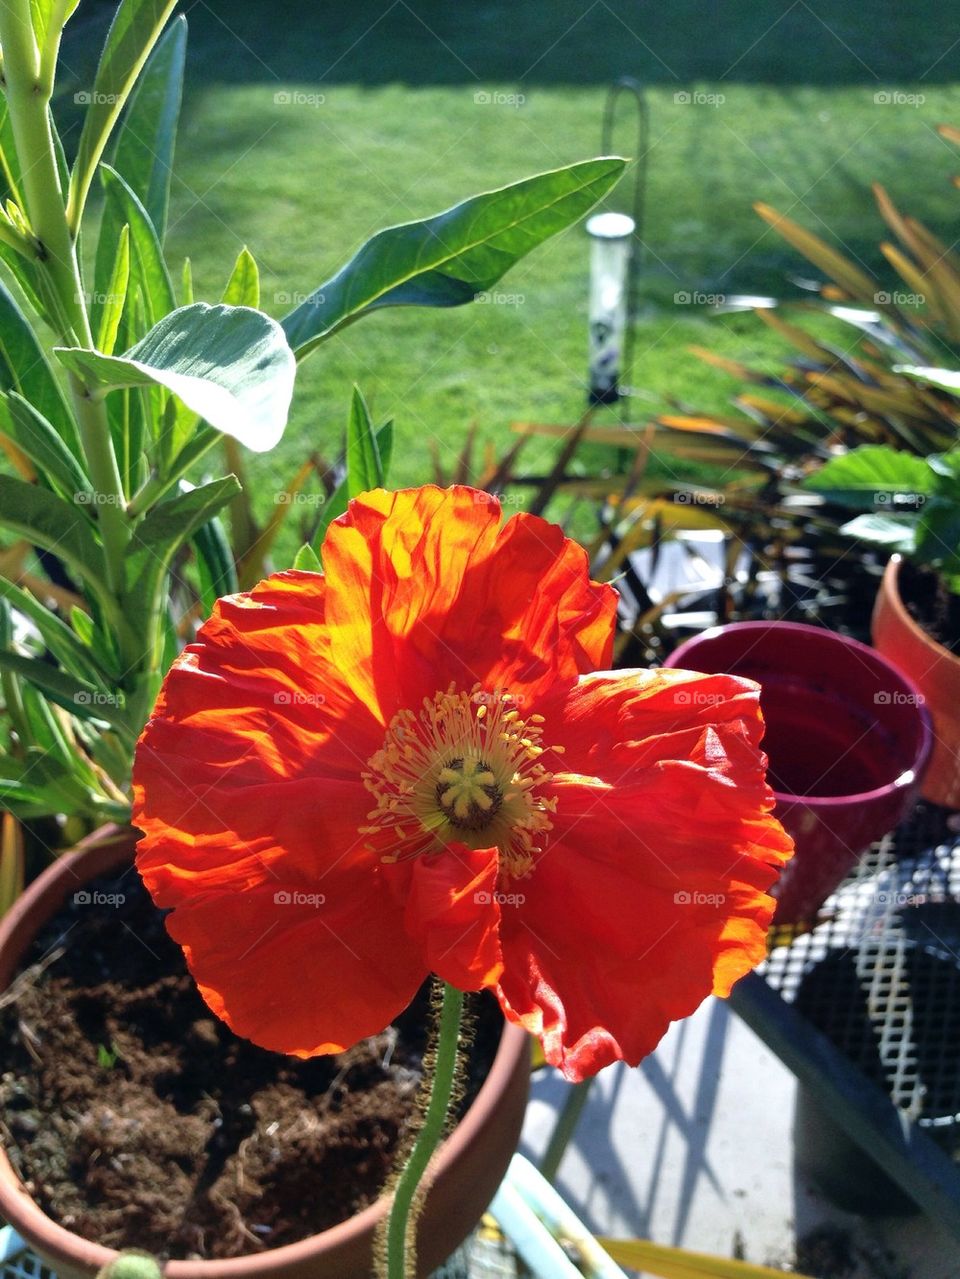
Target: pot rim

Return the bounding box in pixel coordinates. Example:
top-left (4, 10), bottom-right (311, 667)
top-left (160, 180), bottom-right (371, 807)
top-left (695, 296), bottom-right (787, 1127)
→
top-left (666, 616), bottom-right (934, 809)
top-left (0, 827), bottom-right (531, 1277)
top-left (881, 553), bottom-right (959, 663)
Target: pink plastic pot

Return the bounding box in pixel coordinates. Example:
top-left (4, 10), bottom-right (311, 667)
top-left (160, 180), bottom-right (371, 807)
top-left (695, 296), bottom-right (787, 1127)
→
top-left (665, 621), bottom-right (932, 924)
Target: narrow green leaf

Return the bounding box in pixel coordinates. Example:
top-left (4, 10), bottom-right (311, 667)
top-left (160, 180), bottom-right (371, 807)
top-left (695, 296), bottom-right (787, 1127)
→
top-left (95, 223), bottom-right (131, 356)
top-left (292, 542), bottom-right (322, 572)
top-left (895, 365), bottom-right (960, 395)
top-left (0, 392), bottom-right (93, 505)
top-left (0, 576), bottom-right (103, 685)
top-left (0, 474), bottom-right (105, 591)
top-left (311, 419), bottom-right (393, 552)
top-left (0, 651), bottom-right (128, 731)
top-left (222, 246), bottom-right (260, 308)
top-left (192, 513), bottom-right (238, 615)
top-left (124, 475), bottom-right (241, 619)
top-left (346, 385), bottom-right (383, 497)
top-left (70, 605), bottom-right (95, 647)
top-left (111, 15), bottom-right (186, 242)
top-left (55, 303), bottom-right (297, 452)
top-left (94, 165), bottom-right (175, 344)
top-left (0, 275), bottom-right (80, 456)
top-left (181, 257), bottom-right (193, 304)
top-left (66, 0), bottom-right (179, 233)
top-left (281, 157), bottom-right (627, 357)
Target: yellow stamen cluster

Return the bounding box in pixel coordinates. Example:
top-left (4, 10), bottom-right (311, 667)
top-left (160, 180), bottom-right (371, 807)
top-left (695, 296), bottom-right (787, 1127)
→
top-left (360, 683), bottom-right (559, 878)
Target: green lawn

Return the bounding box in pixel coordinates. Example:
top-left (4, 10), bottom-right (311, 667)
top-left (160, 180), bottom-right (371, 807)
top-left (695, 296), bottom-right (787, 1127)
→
top-left (58, 0), bottom-right (960, 558)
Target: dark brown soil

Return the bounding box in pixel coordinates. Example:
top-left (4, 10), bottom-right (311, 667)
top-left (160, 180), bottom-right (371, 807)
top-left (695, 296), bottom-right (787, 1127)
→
top-left (899, 559), bottom-right (960, 655)
top-left (0, 869), bottom-right (501, 1261)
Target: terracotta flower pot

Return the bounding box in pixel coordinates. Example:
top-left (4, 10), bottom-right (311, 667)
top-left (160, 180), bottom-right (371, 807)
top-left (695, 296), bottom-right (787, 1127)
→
top-left (872, 554), bottom-right (960, 809)
top-left (666, 621), bottom-right (931, 924)
top-left (0, 828), bottom-right (531, 1279)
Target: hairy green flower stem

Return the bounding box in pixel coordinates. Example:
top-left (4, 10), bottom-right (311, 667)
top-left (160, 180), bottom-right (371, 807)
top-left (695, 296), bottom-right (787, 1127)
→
top-left (382, 982), bottom-right (465, 1279)
top-left (0, 0), bottom-right (130, 612)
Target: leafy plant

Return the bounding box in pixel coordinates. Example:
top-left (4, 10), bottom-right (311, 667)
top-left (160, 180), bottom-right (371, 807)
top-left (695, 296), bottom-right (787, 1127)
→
top-left (0, 0), bottom-right (624, 832)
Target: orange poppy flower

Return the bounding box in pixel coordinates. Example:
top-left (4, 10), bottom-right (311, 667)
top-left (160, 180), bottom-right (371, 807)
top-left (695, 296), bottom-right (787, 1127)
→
top-left (133, 486), bottom-right (792, 1082)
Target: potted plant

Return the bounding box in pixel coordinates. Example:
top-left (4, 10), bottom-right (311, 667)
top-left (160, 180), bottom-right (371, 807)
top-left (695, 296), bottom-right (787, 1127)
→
top-left (805, 441), bottom-right (960, 807)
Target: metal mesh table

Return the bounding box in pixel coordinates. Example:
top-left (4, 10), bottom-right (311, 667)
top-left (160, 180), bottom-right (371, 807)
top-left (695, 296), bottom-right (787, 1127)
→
top-left (730, 800), bottom-right (960, 1234)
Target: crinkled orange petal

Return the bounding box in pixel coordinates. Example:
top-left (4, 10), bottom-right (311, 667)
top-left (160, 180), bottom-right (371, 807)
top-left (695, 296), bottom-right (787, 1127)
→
top-left (494, 669), bottom-right (793, 1081)
top-left (385, 844), bottom-right (504, 992)
top-left (321, 486), bottom-right (616, 719)
top-left (133, 571), bottom-right (424, 1054)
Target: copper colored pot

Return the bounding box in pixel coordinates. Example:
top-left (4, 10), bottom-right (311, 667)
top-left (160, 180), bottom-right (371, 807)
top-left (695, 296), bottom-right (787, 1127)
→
top-left (872, 555), bottom-right (960, 809)
top-left (0, 828), bottom-right (531, 1279)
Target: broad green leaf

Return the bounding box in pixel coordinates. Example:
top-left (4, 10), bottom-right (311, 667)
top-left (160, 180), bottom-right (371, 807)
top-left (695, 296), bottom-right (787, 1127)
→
top-left (0, 474), bottom-right (105, 590)
top-left (916, 498), bottom-right (960, 575)
top-left (55, 303), bottom-right (297, 452)
top-left (0, 275), bottom-right (80, 456)
top-left (0, 392), bottom-right (93, 506)
top-left (292, 542), bottom-right (321, 572)
top-left (281, 157), bottom-right (626, 357)
top-left (124, 476), bottom-right (241, 622)
top-left (93, 164), bottom-right (175, 342)
top-left (841, 512), bottom-right (917, 550)
top-left (222, 246), bottom-right (260, 308)
top-left (66, 0), bottom-right (180, 233)
top-left (0, 576), bottom-right (103, 685)
top-left (0, 651), bottom-right (129, 731)
top-left (346, 385), bottom-right (383, 497)
top-left (111, 15), bottom-right (186, 242)
top-left (94, 223), bottom-right (131, 356)
top-left (192, 513), bottom-right (238, 615)
top-left (805, 445), bottom-right (933, 510)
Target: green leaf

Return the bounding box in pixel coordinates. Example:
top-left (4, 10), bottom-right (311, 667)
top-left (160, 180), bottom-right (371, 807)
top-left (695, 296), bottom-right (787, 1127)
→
top-left (841, 512), bottom-right (917, 551)
top-left (311, 418), bottom-right (393, 553)
top-left (805, 445), bottom-right (933, 511)
top-left (66, 0), bottom-right (180, 234)
top-left (110, 15), bottom-right (186, 243)
top-left (94, 223), bottom-right (131, 356)
top-left (124, 476), bottom-right (241, 620)
top-left (93, 164), bottom-right (175, 341)
top-left (0, 392), bottom-right (93, 505)
top-left (55, 303), bottom-right (297, 452)
top-left (0, 275), bottom-right (80, 456)
top-left (0, 474), bottom-right (105, 591)
top-left (0, 576), bottom-right (103, 685)
top-left (346, 385), bottom-right (383, 497)
top-left (222, 246), bottom-right (260, 308)
top-left (181, 257), bottom-right (193, 304)
top-left (281, 157), bottom-right (627, 357)
top-left (292, 542), bottom-right (321, 572)
top-left (192, 513), bottom-right (238, 615)
top-left (0, 651), bottom-right (129, 731)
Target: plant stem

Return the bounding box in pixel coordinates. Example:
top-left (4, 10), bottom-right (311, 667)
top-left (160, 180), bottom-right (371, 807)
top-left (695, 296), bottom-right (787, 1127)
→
top-left (0, 0), bottom-right (130, 603)
top-left (384, 982), bottom-right (464, 1279)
